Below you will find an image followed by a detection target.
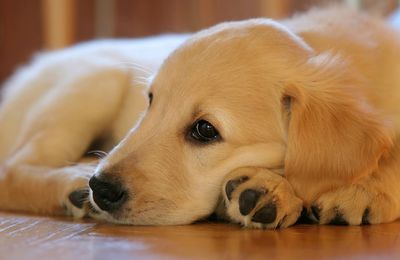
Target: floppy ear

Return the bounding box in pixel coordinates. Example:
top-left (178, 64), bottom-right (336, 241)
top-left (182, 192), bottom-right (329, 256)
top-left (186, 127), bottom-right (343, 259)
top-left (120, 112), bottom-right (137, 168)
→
top-left (284, 53), bottom-right (393, 182)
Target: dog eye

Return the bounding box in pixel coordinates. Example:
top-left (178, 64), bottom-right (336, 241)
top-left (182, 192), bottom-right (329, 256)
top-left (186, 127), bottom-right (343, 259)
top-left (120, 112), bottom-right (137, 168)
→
top-left (190, 120), bottom-right (220, 143)
top-left (148, 92), bottom-right (153, 106)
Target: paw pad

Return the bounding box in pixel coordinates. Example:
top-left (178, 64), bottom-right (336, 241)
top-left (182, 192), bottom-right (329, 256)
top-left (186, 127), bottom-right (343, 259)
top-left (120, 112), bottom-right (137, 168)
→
top-left (251, 202), bottom-right (277, 224)
top-left (239, 189), bottom-right (261, 215)
top-left (225, 176), bottom-right (249, 200)
top-left (362, 208), bottom-right (370, 225)
top-left (310, 205), bottom-right (321, 222)
top-left (68, 188), bottom-right (89, 209)
top-left (328, 212), bottom-right (349, 226)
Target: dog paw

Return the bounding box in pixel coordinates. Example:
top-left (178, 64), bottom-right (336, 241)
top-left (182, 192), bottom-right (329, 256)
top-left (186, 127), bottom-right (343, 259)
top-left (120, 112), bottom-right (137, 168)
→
top-left (307, 183), bottom-right (397, 225)
top-left (65, 187), bottom-right (91, 218)
top-left (61, 165), bottom-right (99, 219)
top-left (222, 168), bottom-right (303, 229)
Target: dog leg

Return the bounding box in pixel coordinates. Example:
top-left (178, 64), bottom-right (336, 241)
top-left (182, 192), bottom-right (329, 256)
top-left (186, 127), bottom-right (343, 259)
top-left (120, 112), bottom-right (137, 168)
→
top-left (0, 163), bottom-right (98, 217)
top-left (222, 168), bottom-right (303, 229)
top-left (0, 69), bottom-right (131, 217)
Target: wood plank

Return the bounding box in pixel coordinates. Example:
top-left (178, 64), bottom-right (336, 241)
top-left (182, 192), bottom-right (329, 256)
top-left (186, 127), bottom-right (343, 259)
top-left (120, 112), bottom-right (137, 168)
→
top-left (1, 211), bottom-right (400, 259)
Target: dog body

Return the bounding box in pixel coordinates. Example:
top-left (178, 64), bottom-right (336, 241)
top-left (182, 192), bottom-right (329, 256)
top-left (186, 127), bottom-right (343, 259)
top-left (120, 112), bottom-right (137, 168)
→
top-left (0, 35), bottom-right (187, 216)
top-left (1, 8), bottom-right (400, 228)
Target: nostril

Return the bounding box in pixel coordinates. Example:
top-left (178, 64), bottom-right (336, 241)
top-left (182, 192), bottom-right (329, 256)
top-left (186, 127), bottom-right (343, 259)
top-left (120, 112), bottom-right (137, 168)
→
top-left (89, 176), bottom-right (127, 212)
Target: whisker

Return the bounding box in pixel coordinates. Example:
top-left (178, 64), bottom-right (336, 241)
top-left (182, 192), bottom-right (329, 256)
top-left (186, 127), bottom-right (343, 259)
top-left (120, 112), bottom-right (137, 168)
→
top-left (119, 61), bottom-right (152, 75)
top-left (135, 75), bottom-right (151, 81)
top-left (87, 150), bottom-right (108, 159)
top-left (132, 75), bottom-right (152, 85)
top-left (126, 62), bottom-right (152, 72)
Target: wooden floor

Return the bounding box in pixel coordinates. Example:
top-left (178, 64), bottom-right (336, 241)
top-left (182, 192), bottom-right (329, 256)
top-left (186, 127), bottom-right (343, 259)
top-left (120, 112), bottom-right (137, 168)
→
top-left (1, 212), bottom-right (400, 260)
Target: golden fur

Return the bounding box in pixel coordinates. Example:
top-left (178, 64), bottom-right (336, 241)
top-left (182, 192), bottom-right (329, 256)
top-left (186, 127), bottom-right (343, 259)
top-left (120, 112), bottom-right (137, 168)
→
top-left (1, 8), bottom-right (400, 228)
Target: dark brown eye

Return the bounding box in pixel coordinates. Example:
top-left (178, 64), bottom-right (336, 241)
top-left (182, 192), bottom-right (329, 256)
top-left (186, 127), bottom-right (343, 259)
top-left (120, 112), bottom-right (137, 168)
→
top-left (190, 120), bottom-right (220, 143)
top-left (148, 92), bottom-right (153, 106)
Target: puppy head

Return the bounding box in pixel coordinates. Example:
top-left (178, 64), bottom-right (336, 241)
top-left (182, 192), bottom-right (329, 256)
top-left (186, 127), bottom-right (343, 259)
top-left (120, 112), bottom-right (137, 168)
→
top-left (89, 19), bottom-right (392, 224)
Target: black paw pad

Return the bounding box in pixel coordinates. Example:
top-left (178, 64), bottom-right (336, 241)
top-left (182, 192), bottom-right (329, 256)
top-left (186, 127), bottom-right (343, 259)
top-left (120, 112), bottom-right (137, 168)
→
top-left (310, 205), bottom-right (321, 222)
top-left (296, 207), bottom-right (316, 224)
top-left (239, 189), bottom-right (261, 215)
top-left (361, 208), bottom-right (370, 225)
top-left (251, 202), bottom-right (277, 224)
top-left (225, 176), bottom-right (249, 200)
top-left (68, 188), bottom-right (89, 209)
top-left (328, 213), bottom-right (349, 226)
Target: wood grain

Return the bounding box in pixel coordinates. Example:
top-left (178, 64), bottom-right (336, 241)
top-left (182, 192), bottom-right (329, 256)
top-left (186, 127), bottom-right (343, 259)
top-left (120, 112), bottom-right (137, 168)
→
top-left (1, 212), bottom-right (400, 260)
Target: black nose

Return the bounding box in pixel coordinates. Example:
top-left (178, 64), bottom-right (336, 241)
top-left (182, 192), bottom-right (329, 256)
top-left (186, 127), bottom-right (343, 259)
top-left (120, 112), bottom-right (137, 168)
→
top-left (89, 175), bottom-right (127, 212)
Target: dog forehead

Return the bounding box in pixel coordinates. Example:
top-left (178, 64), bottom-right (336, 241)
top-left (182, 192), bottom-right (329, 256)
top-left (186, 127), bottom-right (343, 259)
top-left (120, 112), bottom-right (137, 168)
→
top-left (153, 20), bottom-right (313, 92)
top-left (173, 18), bottom-right (312, 61)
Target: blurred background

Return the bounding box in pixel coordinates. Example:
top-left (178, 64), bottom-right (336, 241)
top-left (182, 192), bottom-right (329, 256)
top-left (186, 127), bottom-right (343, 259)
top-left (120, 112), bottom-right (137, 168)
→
top-left (1, 0), bottom-right (399, 84)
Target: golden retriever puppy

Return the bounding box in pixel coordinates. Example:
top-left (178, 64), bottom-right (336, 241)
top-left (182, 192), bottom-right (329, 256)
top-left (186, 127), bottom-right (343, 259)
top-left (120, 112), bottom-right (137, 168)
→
top-left (1, 7), bottom-right (400, 229)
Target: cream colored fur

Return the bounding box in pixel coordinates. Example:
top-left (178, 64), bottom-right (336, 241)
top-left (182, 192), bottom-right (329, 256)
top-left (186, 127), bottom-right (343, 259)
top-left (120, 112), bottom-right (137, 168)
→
top-left (1, 8), bottom-right (400, 228)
